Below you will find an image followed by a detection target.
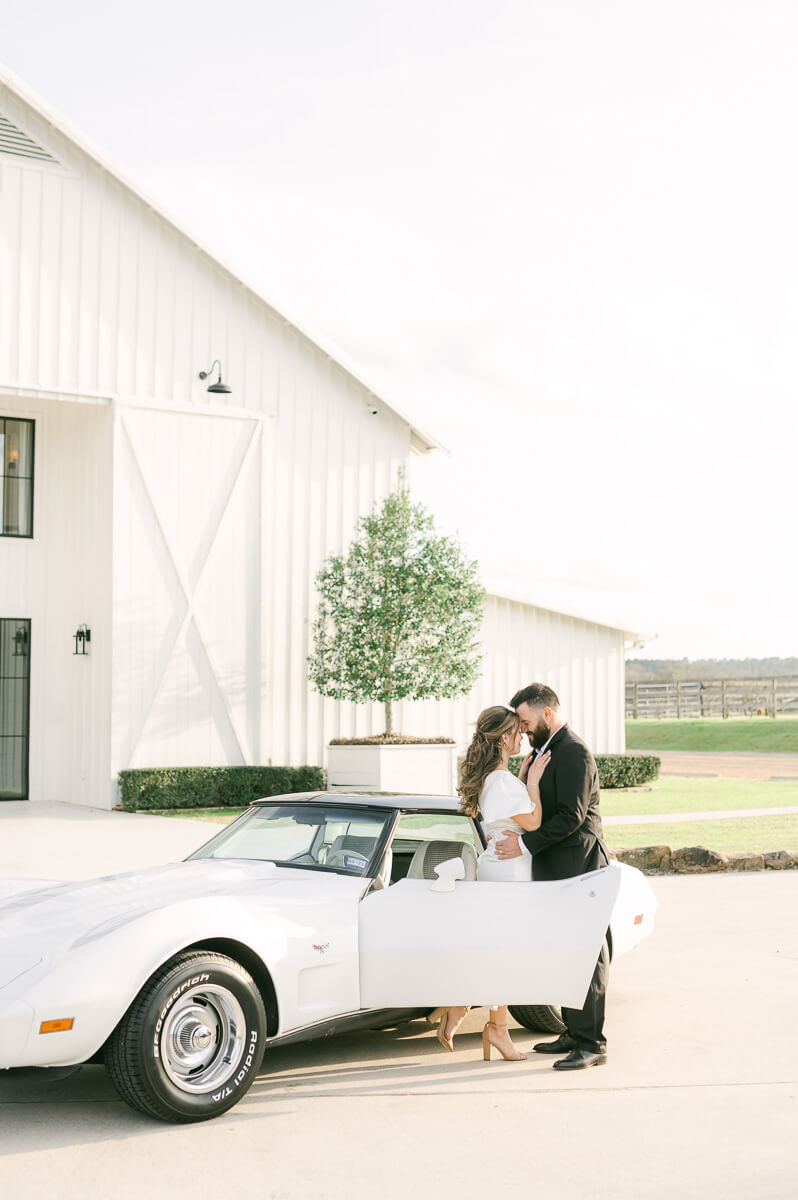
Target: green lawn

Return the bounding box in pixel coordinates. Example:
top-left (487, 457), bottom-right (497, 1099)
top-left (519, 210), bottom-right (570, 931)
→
top-left (601, 776), bottom-right (798, 818)
top-left (626, 716), bottom-right (798, 752)
top-left (147, 776), bottom-right (798, 825)
top-left (607, 814), bottom-right (798, 855)
top-left (150, 792), bottom-right (798, 855)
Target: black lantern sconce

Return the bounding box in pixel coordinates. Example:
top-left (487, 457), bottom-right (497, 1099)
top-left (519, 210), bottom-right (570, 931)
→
top-left (73, 624), bottom-right (91, 655)
top-left (13, 625), bottom-right (28, 657)
top-left (198, 360), bottom-right (232, 395)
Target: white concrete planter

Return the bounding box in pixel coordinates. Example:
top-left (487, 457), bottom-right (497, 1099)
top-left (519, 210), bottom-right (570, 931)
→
top-left (327, 743), bottom-right (458, 796)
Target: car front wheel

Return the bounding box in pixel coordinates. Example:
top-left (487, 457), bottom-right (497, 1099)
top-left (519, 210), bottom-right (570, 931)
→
top-left (105, 950), bottom-right (266, 1123)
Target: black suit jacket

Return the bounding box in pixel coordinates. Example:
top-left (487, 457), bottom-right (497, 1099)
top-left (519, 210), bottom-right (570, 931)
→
top-left (520, 725), bottom-right (609, 881)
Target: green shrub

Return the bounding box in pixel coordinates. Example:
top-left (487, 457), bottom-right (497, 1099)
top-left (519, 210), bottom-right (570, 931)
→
top-left (118, 765), bottom-right (325, 812)
top-left (509, 753), bottom-right (660, 789)
top-left (594, 754), bottom-right (661, 788)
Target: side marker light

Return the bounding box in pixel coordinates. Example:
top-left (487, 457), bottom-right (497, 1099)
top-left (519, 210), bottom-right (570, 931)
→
top-left (40, 1018), bottom-right (75, 1034)
top-left (633, 914), bottom-right (644, 926)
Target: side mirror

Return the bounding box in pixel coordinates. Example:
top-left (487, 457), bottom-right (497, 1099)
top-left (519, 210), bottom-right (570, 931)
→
top-left (430, 857), bottom-right (466, 893)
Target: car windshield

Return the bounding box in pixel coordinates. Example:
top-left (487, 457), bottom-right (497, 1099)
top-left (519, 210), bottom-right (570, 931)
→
top-left (188, 804), bottom-right (393, 876)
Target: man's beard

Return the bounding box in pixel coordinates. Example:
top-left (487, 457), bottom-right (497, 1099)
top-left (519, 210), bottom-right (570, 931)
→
top-left (529, 717), bottom-right (551, 749)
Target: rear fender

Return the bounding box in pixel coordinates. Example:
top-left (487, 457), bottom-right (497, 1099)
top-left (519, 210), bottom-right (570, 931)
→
top-left (608, 862), bottom-right (658, 958)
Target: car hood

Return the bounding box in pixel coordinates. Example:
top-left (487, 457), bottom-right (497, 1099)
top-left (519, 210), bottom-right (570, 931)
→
top-left (0, 878), bottom-right (65, 904)
top-left (0, 859), bottom-right (356, 947)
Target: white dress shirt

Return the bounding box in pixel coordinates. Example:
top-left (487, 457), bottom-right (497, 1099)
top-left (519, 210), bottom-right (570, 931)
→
top-left (514, 722), bottom-right (567, 859)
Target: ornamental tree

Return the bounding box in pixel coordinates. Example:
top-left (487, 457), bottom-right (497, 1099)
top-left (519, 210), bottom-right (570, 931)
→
top-left (308, 481), bottom-right (484, 736)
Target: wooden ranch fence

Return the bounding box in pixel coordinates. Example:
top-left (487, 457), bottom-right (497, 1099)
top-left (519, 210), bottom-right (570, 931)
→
top-left (625, 676), bottom-right (798, 720)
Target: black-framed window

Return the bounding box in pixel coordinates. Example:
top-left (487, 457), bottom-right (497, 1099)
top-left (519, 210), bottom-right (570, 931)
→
top-left (0, 418), bottom-right (35, 537)
top-left (0, 619), bottom-right (31, 800)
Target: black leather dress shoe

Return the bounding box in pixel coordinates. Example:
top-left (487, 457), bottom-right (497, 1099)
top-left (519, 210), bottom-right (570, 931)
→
top-left (533, 1033), bottom-right (576, 1054)
top-left (552, 1048), bottom-right (607, 1070)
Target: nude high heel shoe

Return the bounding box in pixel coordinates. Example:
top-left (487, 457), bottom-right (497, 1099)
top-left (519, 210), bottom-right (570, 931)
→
top-left (435, 1007), bottom-right (469, 1052)
top-left (426, 1007), bottom-right (447, 1027)
top-left (482, 1021), bottom-right (527, 1062)
top-left (437, 1013), bottom-right (455, 1053)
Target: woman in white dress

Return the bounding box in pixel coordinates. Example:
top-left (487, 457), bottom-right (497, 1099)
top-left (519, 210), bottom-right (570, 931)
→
top-left (435, 705), bottom-right (549, 1062)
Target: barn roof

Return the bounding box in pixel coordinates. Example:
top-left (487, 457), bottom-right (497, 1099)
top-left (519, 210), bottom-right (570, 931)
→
top-left (0, 63), bottom-right (444, 455)
top-left (482, 577), bottom-right (651, 644)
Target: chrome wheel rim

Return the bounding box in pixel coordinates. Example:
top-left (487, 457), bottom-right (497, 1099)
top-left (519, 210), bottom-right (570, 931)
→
top-left (159, 984), bottom-right (246, 1094)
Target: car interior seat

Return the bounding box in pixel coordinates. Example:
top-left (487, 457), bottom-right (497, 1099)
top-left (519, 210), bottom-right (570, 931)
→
top-left (406, 840), bottom-right (478, 881)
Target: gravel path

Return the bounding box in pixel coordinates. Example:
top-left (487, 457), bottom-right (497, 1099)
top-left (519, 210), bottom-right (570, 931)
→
top-left (642, 750), bottom-right (798, 780)
top-left (603, 804), bottom-right (798, 826)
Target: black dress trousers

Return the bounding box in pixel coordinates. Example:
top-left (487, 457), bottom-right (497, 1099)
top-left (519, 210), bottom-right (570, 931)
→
top-left (520, 726), bottom-right (611, 1052)
top-left (561, 936), bottom-right (609, 1053)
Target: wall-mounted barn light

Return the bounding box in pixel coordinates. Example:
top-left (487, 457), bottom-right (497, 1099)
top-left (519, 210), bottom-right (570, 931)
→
top-left (73, 625), bottom-right (91, 655)
top-left (198, 360), bottom-right (232, 395)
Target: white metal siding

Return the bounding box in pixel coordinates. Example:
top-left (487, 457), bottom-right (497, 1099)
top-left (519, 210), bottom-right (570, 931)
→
top-left (0, 79), bottom-right (627, 808)
top-left (0, 83), bottom-right (410, 802)
top-left (391, 595), bottom-right (626, 755)
top-left (0, 396), bottom-right (113, 804)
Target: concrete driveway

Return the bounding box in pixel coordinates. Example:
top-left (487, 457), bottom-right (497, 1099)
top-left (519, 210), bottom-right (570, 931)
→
top-left (0, 802), bottom-right (214, 881)
top-left (0, 806), bottom-right (796, 1199)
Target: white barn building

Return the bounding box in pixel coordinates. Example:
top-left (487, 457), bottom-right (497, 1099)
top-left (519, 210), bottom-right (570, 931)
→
top-left (0, 69), bottom-right (638, 810)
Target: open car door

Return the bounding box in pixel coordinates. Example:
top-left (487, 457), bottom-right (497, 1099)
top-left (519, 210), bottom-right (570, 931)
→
top-left (358, 866), bottom-right (621, 1010)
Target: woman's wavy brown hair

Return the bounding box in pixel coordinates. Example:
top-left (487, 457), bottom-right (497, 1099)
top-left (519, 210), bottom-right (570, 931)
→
top-left (457, 705), bottom-right (521, 817)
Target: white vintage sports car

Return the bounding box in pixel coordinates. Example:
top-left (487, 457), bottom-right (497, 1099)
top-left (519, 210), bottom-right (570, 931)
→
top-left (0, 792), bottom-right (656, 1122)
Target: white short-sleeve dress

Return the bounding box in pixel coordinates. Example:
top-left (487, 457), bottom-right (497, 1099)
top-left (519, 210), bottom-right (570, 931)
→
top-left (477, 769), bottom-right (535, 883)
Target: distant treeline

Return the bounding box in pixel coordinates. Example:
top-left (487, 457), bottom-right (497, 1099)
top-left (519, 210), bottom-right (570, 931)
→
top-left (626, 657), bottom-right (798, 682)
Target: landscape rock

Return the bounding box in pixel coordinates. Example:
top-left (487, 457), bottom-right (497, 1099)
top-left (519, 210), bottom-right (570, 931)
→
top-left (727, 852), bottom-right (765, 872)
top-left (763, 850), bottom-right (798, 870)
top-left (670, 846), bottom-right (729, 873)
top-left (608, 845), bottom-right (796, 875)
top-left (613, 845), bottom-right (672, 872)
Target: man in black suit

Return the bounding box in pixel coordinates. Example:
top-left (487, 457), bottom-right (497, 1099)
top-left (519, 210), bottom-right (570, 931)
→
top-left (494, 682), bottom-right (610, 1070)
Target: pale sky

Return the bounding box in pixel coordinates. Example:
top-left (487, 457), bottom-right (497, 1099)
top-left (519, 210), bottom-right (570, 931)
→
top-left (4, 1), bottom-right (797, 658)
